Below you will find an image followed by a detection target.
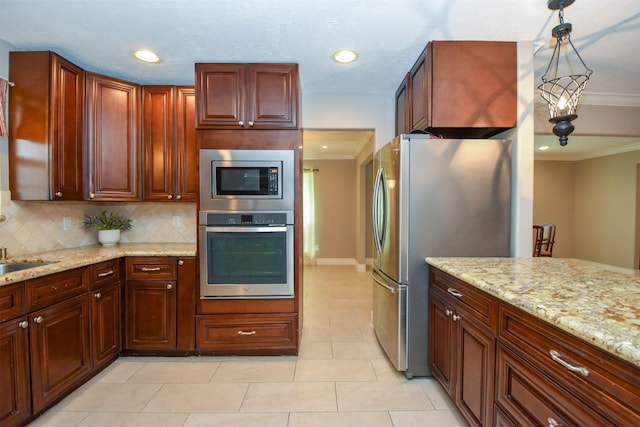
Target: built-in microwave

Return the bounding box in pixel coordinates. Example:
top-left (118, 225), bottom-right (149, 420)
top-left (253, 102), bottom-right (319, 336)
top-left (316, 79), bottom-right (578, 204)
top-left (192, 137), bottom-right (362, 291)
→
top-left (199, 149), bottom-right (294, 211)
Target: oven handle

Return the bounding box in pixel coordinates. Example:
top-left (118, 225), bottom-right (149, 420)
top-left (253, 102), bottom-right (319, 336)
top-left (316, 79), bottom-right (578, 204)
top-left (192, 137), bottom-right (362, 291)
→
top-left (202, 225), bottom-right (288, 233)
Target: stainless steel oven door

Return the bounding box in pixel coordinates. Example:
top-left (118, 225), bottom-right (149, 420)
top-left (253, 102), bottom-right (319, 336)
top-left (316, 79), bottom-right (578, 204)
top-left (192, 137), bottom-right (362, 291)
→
top-left (199, 224), bottom-right (294, 298)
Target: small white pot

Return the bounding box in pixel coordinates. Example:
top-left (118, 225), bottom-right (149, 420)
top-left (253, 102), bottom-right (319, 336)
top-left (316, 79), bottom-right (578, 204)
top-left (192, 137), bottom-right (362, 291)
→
top-left (98, 229), bottom-right (121, 247)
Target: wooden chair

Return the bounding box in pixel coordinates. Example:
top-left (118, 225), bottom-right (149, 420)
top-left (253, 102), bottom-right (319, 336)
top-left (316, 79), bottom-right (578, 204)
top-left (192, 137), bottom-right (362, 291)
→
top-left (533, 223), bottom-right (556, 257)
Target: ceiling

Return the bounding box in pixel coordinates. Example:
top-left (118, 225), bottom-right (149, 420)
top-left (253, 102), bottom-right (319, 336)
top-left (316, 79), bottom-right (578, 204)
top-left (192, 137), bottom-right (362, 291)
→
top-left (1, 0), bottom-right (639, 160)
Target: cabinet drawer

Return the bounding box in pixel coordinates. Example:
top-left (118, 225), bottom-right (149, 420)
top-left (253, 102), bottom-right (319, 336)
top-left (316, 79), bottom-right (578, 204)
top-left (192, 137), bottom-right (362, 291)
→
top-left (430, 267), bottom-right (496, 328)
top-left (89, 258), bottom-right (121, 289)
top-left (0, 282), bottom-right (25, 322)
top-left (27, 268), bottom-right (88, 310)
top-left (197, 314), bottom-right (297, 354)
top-left (495, 343), bottom-right (608, 427)
top-left (499, 304), bottom-right (640, 426)
top-left (125, 257), bottom-right (176, 280)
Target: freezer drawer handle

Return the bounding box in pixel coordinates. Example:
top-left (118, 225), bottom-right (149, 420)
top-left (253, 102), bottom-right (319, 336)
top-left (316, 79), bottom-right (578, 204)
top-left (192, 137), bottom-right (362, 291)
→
top-left (549, 350), bottom-right (589, 376)
top-left (370, 272), bottom-right (397, 294)
top-left (447, 287), bottom-right (463, 298)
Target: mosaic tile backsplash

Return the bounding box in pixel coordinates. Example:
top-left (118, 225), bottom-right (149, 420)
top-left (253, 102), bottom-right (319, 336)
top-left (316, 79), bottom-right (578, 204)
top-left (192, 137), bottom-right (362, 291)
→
top-left (0, 201), bottom-right (197, 258)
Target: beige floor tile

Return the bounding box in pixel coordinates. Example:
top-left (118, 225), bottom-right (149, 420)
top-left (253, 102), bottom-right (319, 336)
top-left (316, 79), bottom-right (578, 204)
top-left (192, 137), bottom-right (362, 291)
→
top-left (142, 383), bottom-right (248, 413)
top-left (336, 381), bottom-right (435, 412)
top-left (241, 382), bottom-right (337, 412)
top-left (370, 358), bottom-right (408, 381)
top-left (389, 410), bottom-right (467, 426)
top-left (127, 361), bottom-right (220, 383)
top-left (90, 359), bottom-right (145, 383)
top-left (420, 378), bottom-right (456, 411)
top-left (62, 383), bottom-right (162, 412)
top-left (297, 340), bottom-right (333, 359)
top-left (331, 340), bottom-right (386, 359)
top-left (295, 359), bottom-right (376, 381)
top-left (25, 410), bottom-right (89, 427)
top-left (211, 359), bottom-right (295, 382)
top-left (288, 411), bottom-right (393, 427)
top-left (183, 412), bottom-right (289, 427)
top-left (328, 326), bottom-right (365, 342)
top-left (78, 412), bottom-right (188, 426)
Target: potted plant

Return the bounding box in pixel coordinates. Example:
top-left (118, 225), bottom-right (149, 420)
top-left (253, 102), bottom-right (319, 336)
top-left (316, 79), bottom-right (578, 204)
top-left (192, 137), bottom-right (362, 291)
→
top-left (82, 211), bottom-right (133, 246)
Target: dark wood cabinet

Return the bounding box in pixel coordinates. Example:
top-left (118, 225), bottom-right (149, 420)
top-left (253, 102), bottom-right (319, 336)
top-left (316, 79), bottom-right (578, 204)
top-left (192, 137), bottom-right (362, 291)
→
top-left (8, 51), bottom-right (84, 200)
top-left (398, 41), bottom-right (516, 138)
top-left (124, 257), bottom-right (177, 351)
top-left (89, 259), bottom-right (122, 369)
top-left (429, 267), bottom-right (497, 427)
top-left (195, 63), bottom-right (299, 130)
top-left (29, 293), bottom-right (92, 414)
top-left (85, 72), bottom-right (141, 201)
top-left (142, 86), bottom-right (197, 201)
top-left (0, 316), bottom-right (31, 427)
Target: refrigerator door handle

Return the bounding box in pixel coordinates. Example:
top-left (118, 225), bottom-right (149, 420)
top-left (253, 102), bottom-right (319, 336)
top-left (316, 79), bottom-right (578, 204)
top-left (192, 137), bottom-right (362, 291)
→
top-left (372, 167), bottom-right (385, 254)
top-left (370, 272), bottom-right (396, 294)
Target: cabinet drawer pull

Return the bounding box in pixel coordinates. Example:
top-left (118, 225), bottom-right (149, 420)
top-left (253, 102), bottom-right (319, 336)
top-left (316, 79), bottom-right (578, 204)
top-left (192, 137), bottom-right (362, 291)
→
top-left (447, 287), bottom-right (463, 298)
top-left (445, 308), bottom-right (453, 317)
top-left (19, 320), bottom-right (28, 329)
top-left (97, 269), bottom-right (114, 277)
top-left (452, 314), bottom-right (460, 321)
top-left (237, 330), bottom-right (256, 336)
top-left (549, 350), bottom-right (589, 376)
top-left (33, 316), bottom-right (44, 324)
top-left (94, 292), bottom-right (102, 299)
top-left (547, 418), bottom-right (559, 427)
top-left (141, 267), bottom-right (161, 272)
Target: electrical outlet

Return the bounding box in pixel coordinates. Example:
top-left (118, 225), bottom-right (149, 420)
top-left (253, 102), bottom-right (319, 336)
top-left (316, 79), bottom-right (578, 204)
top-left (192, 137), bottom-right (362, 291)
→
top-left (63, 216), bottom-right (72, 231)
top-left (172, 215), bottom-right (181, 227)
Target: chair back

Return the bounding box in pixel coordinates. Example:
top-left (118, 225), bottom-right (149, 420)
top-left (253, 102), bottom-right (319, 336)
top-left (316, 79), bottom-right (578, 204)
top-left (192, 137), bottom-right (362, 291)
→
top-left (533, 223), bottom-right (556, 257)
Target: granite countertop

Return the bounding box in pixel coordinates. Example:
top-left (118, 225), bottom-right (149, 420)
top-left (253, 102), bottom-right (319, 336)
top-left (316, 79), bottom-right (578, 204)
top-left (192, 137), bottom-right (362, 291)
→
top-left (0, 243), bottom-right (196, 286)
top-left (425, 257), bottom-right (640, 368)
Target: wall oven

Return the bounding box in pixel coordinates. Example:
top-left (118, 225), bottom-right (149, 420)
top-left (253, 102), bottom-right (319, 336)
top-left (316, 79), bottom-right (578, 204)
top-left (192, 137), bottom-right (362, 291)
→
top-left (199, 149), bottom-right (294, 212)
top-left (199, 211), bottom-right (294, 298)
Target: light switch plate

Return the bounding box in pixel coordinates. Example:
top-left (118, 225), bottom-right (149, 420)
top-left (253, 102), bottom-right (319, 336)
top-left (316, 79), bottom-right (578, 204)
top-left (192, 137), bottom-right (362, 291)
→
top-left (63, 216), bottom-right (72, 231)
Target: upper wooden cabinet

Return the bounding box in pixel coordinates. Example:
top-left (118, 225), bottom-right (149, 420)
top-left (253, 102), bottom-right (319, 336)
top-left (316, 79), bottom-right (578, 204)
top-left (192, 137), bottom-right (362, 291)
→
top-left (195, 63), bottom-right (299, 130)
top-left (85, 73), bottom-right (142, 201)
top-left (394, 73), bottom-right (411, 136)
top-left (400, 41), bottom-right (517, 138)
top-left (142, 86), bottom-right (197, 201)
top-left (8, 51), bottom-right (84, 200)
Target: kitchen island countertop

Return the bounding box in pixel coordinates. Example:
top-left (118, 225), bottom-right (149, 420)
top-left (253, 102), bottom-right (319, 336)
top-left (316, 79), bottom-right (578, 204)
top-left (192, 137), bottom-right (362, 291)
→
top-left (0, 243), bottom-right (196, 286)
top-left (425, 257), bottom-right (640, 368)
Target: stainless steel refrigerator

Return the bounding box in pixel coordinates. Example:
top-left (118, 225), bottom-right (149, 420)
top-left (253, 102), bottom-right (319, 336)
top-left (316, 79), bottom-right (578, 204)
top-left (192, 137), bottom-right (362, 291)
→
top-left (372, 134), bottom-right (511, 378)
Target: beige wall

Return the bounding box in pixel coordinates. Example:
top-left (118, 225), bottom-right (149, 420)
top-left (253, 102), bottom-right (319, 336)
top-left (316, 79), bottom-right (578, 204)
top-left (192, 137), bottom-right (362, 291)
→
top-left (302, 159), bottom-right (357, 260)
top-left (534, 149), bottom-right (640, 269)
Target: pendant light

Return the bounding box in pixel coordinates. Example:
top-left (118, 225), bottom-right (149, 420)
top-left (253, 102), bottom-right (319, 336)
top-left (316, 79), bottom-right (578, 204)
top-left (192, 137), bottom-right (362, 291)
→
top-left (537, 0), bottom-right (593, 146)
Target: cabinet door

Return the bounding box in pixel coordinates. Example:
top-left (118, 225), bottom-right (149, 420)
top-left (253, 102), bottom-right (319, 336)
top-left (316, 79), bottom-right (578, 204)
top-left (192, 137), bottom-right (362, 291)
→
top-left (30, 294), bottom-right (92, 414)
top-left (51, 54), bottom-right (85, 200)
top-left (175, 87), bottom-right (198, 201)
top-left (247, 64), bottom-right (299, 129)
top-left (455, 311), bottom-right (495, 427)
top-left (428, 289), bottom-right (454, 397)
top-left (85, 73), bottom-right (141, 201)
top-left (195, 63), bottom-right (245, 129)
top-left (395, 73), bottom-right (410, 135)
top-left (91, 282), bottom-right (121, 368)
top-left (0, 317), bottom-right (31, 427)
top-left (143, 86), bottom-right (176, 201)
top-left (125, 280), bottom-right (176, 350)
top-left (409, 46), bottom-right (430, 131)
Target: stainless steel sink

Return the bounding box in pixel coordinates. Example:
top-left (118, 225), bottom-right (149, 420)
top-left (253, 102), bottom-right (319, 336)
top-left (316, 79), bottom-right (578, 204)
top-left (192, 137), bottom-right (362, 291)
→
top-left (0, 261), bottom-right (57, 275)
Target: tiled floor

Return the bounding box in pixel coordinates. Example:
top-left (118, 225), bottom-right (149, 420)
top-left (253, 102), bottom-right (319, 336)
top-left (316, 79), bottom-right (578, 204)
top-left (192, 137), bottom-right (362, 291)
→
top-left (29, 265), bottom-right (466, 426)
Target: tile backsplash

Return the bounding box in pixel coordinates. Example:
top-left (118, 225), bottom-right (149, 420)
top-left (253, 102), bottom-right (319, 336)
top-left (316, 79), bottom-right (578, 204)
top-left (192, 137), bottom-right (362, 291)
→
top-left (0, 201), bottom-right (196, 258)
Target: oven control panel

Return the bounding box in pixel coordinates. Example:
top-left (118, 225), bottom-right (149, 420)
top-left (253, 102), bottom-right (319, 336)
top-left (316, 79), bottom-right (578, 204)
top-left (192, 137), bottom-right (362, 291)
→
top-left (200, 211), bottom-right (292, 226)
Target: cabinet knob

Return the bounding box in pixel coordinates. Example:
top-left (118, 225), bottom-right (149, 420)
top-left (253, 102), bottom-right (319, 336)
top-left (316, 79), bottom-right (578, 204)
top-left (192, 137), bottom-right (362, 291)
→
top-left (445, 309), bottom-right (453, 317)
top-left (19, 320), bottom-right (28, 329)
top-left (89, 192), bottom-right (96, 199)
top-left (33, 316), bottom-right (44, 324)
top-left (248, 121), bottom-right (254, 127)
top-left (167, 194), bottom-right (173, 200)
top-left (176, 195), bottom-right (182, 200)
top-left (94, 292), bottom-right (102, 299)
top-left (238, 120), bottom-right (244, 126)
top-left (452, 314), bottom-right (460, 322)
top-left (178, 260), bottom-right (184, 266)
top-left (166, 284), bottom-right (173, 290)
top-left (547, 418), bottom-right (559, 427)
top-left (55, 191), bottom-right (63, 198)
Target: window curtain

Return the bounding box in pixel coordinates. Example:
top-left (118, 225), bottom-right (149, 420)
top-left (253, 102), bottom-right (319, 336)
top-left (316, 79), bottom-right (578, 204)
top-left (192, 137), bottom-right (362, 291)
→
top-left (302, 169), bottom-right (317, 265)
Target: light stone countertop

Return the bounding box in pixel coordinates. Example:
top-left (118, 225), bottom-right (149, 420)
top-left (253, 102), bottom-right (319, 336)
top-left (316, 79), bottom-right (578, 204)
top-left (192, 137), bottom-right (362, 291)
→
top-left (0, 243), bottom-right (196, 286)
top-left (425, 257), bottom-right (640, 368)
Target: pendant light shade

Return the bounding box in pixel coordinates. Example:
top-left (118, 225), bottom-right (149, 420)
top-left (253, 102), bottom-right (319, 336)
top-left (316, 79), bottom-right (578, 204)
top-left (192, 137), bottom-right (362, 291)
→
top-left (537, 0), bottom-right (593, 146)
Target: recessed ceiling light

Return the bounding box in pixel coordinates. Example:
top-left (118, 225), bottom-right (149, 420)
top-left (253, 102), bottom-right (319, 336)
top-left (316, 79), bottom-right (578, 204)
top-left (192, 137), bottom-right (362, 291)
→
top-left (539, 145), bottom-right (550, 151)
top-left (134, 49), bottom-right (160, 63)
top-left (321, 145), bottom-right (328, 149)
top-left (333, 49), bottom-right (358, 64)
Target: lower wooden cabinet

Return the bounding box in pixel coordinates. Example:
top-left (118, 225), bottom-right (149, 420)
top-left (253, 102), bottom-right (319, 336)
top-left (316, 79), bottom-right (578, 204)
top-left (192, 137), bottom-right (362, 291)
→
top-left (197, 314), bottom-right (297, 355)
top-left (91, 281), bottom-right (121, 368)
top-left (125, 279), bottom-right (176, 350)
top-left (0, 316), bottom-right (31, 427)
top-left (29, 293), bottom-right (92, 414)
